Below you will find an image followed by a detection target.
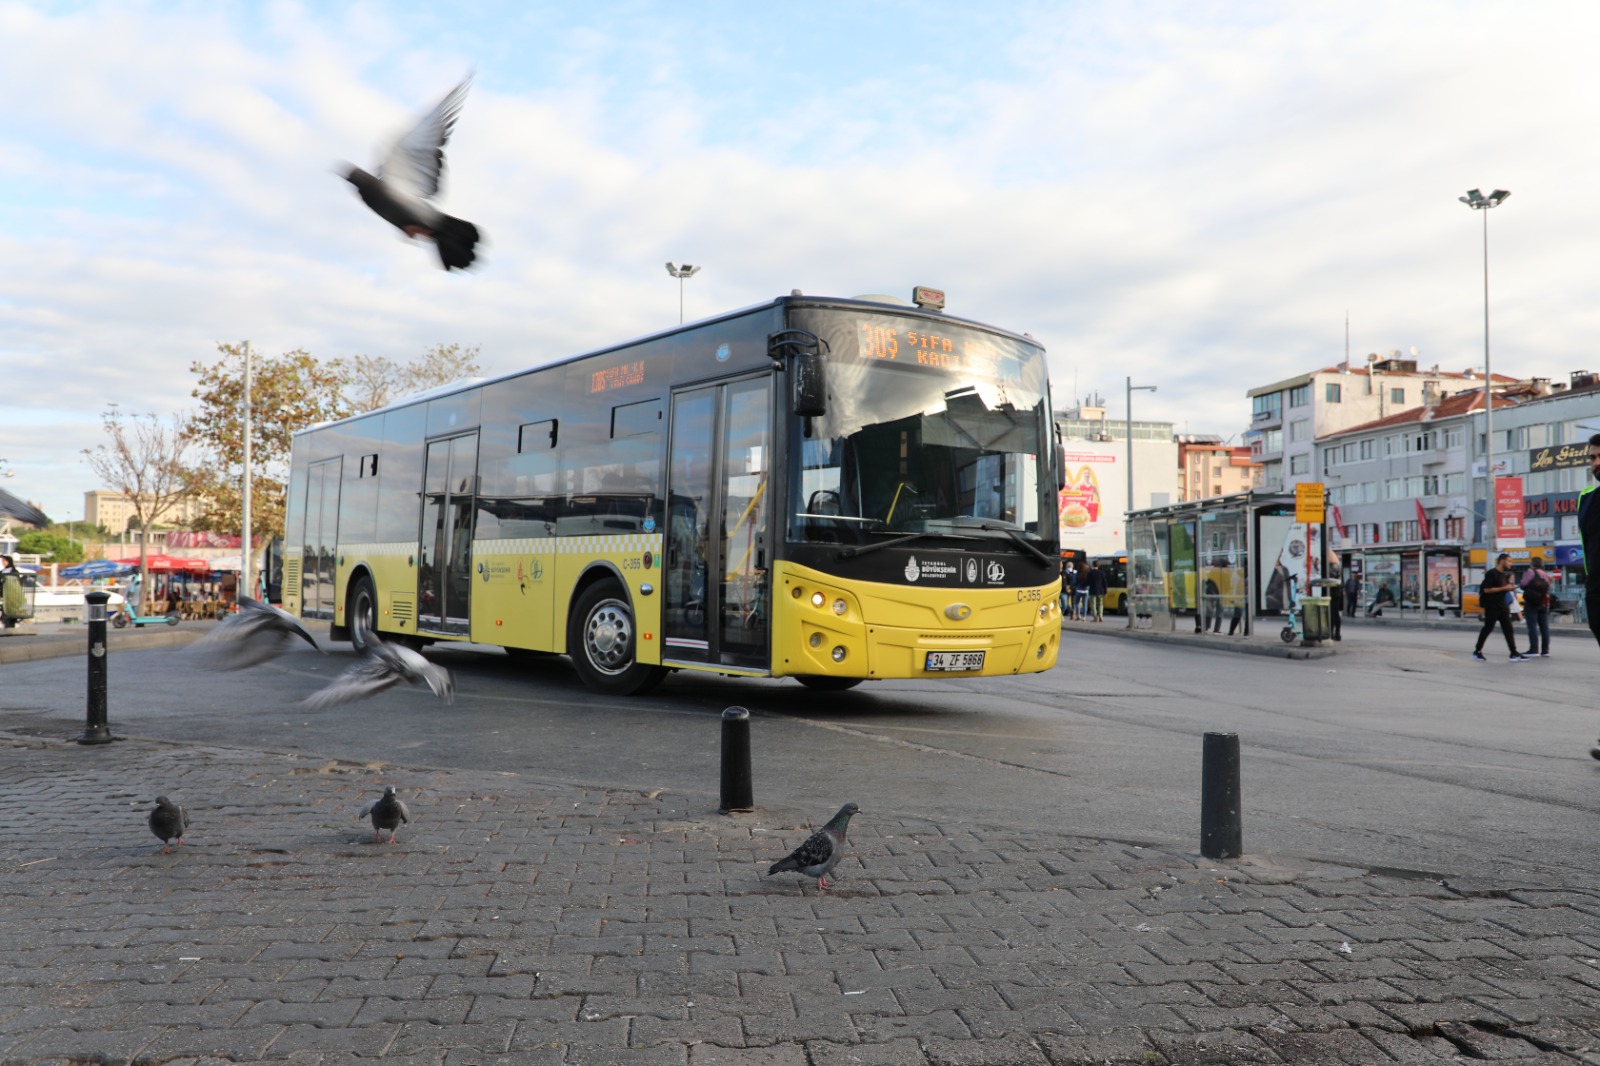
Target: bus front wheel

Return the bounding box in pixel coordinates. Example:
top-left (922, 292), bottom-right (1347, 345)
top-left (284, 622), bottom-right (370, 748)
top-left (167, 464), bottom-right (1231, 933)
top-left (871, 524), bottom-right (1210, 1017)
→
top-left (569, 583), bottom-right (667, 696)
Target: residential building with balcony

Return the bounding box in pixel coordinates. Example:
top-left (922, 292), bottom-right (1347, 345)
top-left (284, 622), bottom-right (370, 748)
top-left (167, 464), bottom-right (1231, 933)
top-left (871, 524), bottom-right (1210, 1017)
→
top-left (1245, 354), bottom-right (1509, 494)
top-left (1176, 434), bottom-right (1261, 501)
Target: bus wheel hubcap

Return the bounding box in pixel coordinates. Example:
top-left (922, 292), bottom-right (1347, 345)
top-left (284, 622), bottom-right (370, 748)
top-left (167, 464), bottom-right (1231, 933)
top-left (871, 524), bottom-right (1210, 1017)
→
top-left (587, 602), bottom-right (631, 673)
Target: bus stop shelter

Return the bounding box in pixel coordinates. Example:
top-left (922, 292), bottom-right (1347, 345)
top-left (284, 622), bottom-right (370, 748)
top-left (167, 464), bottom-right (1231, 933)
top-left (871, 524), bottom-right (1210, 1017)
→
top-left (1126, 490), bottom-right (1329, 636)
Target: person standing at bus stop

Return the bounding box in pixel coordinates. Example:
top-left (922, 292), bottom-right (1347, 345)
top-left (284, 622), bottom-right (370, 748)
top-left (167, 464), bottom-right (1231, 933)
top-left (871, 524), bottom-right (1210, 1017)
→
top-left (1086, 561), bottom-right (1108, 623)
top-left (1471, 553), bottom-right (1526, 663)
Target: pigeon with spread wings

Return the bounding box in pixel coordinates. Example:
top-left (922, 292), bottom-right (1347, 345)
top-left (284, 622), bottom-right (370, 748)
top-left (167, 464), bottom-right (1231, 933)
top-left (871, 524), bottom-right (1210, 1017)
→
top-left (341, 75), bottom-right (482, 270)
top-left (193, 595), bottom-right (322, 670)
top-left (301, 628), bottom-right (454, 710)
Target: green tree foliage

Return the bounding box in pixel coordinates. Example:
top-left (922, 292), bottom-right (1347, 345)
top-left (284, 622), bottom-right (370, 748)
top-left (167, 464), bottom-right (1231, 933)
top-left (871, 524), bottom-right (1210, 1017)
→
top-left (15, 531), bottom-right (85, 564)
top-left (186, 344), bottom-right (351, 540)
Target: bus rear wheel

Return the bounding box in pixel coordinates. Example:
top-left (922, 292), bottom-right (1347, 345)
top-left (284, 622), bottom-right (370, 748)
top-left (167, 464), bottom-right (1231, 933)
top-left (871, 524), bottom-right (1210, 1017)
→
top-left (795, 676), bottom-right (863, 692)
top-left (569, 583), bottom-right (666, 695)
top-left (348, 576), bottom-right (378, 653)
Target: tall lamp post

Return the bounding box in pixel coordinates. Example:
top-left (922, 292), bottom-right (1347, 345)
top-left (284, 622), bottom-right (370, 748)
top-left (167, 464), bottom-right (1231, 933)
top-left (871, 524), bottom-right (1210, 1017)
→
top-left (241, 340), bottom-right (253, 606)
top-left (1458, 188), bottom-right (1509, 549)
top-left (665, 262), bottom-right (701, 324)
top-left (1125, 376), bottom-right (1157, 629)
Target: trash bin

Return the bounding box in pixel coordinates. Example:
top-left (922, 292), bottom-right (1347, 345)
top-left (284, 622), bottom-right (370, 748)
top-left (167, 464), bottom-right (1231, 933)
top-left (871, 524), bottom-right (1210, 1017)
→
top-left (1300, 595), bottom-right (1331, 642)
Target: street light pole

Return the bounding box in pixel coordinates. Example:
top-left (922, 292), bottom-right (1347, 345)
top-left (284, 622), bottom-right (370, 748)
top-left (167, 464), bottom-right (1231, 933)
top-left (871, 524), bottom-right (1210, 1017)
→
top-left (665, 262), bottom-right (701, 324)
top-left (1459, 188), bottom-right (1509, 549)
top-left (241, 340), bottom-right (253, 606)
top-left (1126, 376), bottom-right (1157, 628)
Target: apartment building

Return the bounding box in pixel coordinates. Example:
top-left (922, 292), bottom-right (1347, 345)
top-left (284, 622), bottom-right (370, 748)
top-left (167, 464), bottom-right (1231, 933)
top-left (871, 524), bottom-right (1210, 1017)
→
top-left (1245, 354), bottom-right (1510, 494)
top-left (83, 490), bottom-right (209, 535)
top-left (1176, 434), bottom-right (1261, 501)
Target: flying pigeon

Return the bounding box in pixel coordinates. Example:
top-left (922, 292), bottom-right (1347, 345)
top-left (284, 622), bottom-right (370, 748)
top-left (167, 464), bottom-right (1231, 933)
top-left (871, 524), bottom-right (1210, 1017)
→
top-left (301, 628), bottom-right (455, 710)
top-left (149, 796), bottom-right (188, 854)
top-left (767, 802), bottom-right (860, 891)
top-left (193, 595), bottom-right (322, 670)
top-left (341, 75), bottom-right (482, 270)
top-left (359, 785), bottom-right (410, 844)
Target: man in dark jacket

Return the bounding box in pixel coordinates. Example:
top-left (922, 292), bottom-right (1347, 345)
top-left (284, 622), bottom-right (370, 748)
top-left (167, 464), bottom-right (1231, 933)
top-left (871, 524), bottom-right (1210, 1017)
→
top-left (1578, 433), bottom-right (1600, 759)
top-left (1471, 553), bottom-right (1525, 662)
top-left (1086, 562), bottom-right (1109, 623)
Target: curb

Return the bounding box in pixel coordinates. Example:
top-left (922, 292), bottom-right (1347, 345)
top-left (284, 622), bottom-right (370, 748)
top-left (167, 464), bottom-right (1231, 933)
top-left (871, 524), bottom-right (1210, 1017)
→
top-left (0, 625), bottom-right (208, 665)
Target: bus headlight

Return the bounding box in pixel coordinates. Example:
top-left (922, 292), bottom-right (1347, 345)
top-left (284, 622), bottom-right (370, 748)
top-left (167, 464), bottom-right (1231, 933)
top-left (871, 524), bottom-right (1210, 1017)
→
top-left (833, 598), bottom-right (847, 616)
top-left (812, 591), bottom-right (826, 608)
top-left (809, 632), bottom-right (823, 648)
top-left (832, 646), bottom-right (847, 662)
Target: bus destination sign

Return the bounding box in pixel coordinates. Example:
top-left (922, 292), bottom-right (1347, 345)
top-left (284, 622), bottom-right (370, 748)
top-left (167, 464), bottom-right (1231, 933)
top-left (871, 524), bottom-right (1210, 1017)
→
top-left (590, 359), bottom-right (646, 393)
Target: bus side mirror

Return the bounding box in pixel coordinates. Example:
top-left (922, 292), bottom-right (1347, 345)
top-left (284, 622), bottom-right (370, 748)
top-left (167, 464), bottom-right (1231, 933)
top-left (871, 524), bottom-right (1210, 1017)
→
top-left (1055, 424), bottom-right (1068, 491)
top-left (770, 329), bottom-right (827, 417)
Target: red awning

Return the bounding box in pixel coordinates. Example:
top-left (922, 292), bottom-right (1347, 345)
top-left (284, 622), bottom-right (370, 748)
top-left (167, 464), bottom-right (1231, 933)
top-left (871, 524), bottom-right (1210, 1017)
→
top-left (114, 555), bottom-right (212, 573)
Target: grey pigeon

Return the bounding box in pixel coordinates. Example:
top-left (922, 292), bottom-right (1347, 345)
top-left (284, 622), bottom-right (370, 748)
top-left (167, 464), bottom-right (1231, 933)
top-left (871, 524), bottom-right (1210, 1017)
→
top-left (341, 75), bottom-right (481, 270)
top-left (149, 796), bottom-right (188, 853)
top-left (301, 628), bottom-right (454, 710)
top-left (359, 785), bottom-right (410, 844)
top-left (193, 595), bottom-right (322, 670)
top-left (767, 802), bottom-right (859, 891)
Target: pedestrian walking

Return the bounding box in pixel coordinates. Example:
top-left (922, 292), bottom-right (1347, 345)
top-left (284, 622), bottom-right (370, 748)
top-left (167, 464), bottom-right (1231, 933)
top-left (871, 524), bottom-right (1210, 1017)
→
top-left (1328, 568), bottom-right (1345, 641)
top-left (1519, 562), bottom-right (1552, 657)
top-left (1059, 558), bottom-right (1076, 619)
top-left (1472, 553), bottom-right (1526, 663)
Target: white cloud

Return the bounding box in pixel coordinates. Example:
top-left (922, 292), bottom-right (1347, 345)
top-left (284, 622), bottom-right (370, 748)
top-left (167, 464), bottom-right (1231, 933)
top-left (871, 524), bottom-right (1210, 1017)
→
top-left (5, 0), bottom-right (1600, 523)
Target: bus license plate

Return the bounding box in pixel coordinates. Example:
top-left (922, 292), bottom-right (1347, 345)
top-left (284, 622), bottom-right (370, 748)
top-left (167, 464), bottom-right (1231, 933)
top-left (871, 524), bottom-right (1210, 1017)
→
top-left (925, 651), bottom-right (985, 672)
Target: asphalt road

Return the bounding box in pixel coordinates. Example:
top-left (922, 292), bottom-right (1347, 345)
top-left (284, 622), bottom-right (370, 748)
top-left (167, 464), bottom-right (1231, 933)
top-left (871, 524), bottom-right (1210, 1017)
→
top-left (3, 621), bottom-right (1596, 889)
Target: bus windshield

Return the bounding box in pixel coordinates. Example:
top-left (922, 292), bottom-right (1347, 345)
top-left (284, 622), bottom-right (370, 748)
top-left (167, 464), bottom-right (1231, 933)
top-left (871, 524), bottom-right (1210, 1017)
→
top-left (787, 308), bottom-right (1053, 549)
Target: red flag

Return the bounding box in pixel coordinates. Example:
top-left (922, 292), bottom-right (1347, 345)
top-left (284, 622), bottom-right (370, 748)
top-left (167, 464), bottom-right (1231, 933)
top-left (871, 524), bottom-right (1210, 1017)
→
top-left (1415, 499), bottom-right (1430, 542)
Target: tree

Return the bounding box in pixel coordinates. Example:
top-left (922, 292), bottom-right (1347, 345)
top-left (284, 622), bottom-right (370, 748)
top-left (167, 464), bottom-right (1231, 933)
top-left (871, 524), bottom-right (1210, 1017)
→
top-left (185, 343), bottom-right (351, 540)
top-left (82, 408), bottom-right (196, 609)
top-left (338, 343), bottom-right (483, 414)
top-left (15, 531), bottom-right (86, 565)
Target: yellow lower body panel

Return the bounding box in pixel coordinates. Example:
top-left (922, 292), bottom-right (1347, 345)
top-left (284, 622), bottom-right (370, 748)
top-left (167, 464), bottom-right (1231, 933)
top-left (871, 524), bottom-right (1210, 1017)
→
top-left (772, 561), bottom-right (1060, 680)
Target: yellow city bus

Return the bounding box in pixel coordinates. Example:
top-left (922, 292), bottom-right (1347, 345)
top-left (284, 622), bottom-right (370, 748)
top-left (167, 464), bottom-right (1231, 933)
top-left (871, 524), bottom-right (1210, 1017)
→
top-left (283, 291), bottom-right (1064, 694)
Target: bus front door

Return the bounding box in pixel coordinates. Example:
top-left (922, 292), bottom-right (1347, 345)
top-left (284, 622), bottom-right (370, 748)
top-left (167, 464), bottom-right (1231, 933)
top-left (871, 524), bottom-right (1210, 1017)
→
top-left (419, 432), bottom-right (478, 636)
top-left (664, 377), bottom-right (771, 671)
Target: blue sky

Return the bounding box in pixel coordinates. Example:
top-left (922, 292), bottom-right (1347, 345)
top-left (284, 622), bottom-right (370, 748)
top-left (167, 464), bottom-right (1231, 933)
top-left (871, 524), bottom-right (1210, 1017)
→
top-left (5, 0), bottom-right (1600, 524)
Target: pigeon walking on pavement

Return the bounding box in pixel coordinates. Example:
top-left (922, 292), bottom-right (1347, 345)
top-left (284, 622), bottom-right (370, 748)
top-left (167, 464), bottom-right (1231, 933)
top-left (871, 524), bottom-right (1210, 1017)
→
top-left (767, 802), bottom-right (860, 892)
top-left (149, 797), bottom-right (188, 854)
top-left (341, 75), bottom-right (482, 270)
top-left (359, 785), bottom-right (410, 844)
top-left (301, 627), bottom-right (455, 710)
top-left (193, 595), bottom-right (322, 670)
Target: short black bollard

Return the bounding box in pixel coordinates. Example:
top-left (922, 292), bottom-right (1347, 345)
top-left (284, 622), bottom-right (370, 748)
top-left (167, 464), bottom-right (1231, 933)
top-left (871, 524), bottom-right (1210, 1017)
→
top-left (78, 591), bottom-right (114, 746)
top-left (1200, 731), bottom-right (1241, 859)
top-left (718, 706), bottom-right (753, 814)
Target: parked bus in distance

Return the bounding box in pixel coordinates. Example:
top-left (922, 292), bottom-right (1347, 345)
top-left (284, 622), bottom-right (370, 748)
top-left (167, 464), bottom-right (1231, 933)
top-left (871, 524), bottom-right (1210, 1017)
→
top-left (1090, 553), bottom-right (1128, 613)
top-left (283, 291), bottom-right (1064, 694)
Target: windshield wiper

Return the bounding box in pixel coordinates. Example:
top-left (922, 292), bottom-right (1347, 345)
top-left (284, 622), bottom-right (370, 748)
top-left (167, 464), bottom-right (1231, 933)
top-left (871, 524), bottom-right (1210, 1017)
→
top-left (834, 521), bottom-right (1053, 565)
top-left (975, 521), bottom-right (1054, 565)
top-left (835, 532), bottom-right (937, 560)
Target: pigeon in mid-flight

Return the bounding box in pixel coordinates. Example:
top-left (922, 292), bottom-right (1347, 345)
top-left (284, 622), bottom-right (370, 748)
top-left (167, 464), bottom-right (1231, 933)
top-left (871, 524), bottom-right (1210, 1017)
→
top-left (193, 595), bottom-right (322, 670)
top-left (301, 628), bottom-right (455, 710)
top-left (767, 802), bottom-right (860, 892)
top-left (341, 75), bottom-right (482, 270)
top-left (149, 797), bottom-right (188, 854)
top-left (359, 785), bottom-right (410, 844)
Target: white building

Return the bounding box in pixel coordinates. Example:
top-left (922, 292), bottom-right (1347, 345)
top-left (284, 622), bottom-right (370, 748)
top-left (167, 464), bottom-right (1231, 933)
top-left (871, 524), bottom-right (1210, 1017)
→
top-left (1055, 403), bottom-right (1177, 556)
top-left (1245, 354), bottom-right (1508, 494)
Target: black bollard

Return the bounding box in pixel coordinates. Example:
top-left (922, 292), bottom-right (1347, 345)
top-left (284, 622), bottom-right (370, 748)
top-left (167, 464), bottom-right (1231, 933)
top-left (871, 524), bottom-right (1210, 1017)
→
top-left (1200, 731), bottom-right (1241, 859)
top-left (78, 591), bottom-right (114, 745)
top-left (718, 706), bottom-right (753, 814)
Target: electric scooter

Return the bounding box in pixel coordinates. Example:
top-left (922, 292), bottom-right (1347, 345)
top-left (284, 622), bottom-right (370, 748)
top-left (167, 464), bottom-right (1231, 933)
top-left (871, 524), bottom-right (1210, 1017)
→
top-left (110, 581), bottom-right (180, 629)
top-left (1279, 578), bottom-right (1304, 645)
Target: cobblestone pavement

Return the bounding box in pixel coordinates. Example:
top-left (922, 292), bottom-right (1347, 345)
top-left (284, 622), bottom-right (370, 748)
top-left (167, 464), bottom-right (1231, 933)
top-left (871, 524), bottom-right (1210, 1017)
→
top-left (4, 730), bottom-right (1600, 1066)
